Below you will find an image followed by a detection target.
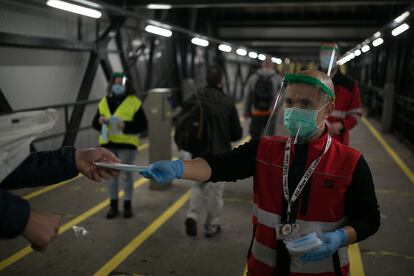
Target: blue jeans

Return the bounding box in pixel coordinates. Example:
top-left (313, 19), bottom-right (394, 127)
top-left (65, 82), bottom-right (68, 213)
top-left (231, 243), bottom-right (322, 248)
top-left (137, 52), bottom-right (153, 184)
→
top-left (106, 148), bottom-right (137, 201)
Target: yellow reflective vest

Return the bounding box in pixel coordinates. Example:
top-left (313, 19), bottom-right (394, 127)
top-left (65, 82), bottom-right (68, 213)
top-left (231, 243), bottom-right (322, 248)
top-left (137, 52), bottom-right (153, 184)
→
top-left (98, 95), bottom-right (141, 148)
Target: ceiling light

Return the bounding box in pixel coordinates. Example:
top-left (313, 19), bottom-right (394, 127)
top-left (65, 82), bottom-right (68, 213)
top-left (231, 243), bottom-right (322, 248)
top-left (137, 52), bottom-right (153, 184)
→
top-left (248, 51), bottom-right (258, 59)
top-left (147, 4), bottom-right (172, 9)
top-left (46, 0), bottom-right (102, 18)
top-left (361, 45), bottom-right (370, 53)
top-left (258, 54), bottom-right (266, 61)
top-left (354, 49), bottom-right (361, 56)
top-left (373, 31), bottom-right (381, 38)
top-left (392, 23), bottom-right (410, 36)
top-left (372, 37), bottom-right (384, 47)
top-left (191, 37), bottom-right (209, 47)
top-left (218, 44), bottom-right (232, 52)
top-left (393, 11), bottom-right (410, 23)
top-left (144, 25), bottom-right (172, 37)
top-left (236, 48), bottom-right (247, 56)
top-left (271, 57), bottom-right (282, 64)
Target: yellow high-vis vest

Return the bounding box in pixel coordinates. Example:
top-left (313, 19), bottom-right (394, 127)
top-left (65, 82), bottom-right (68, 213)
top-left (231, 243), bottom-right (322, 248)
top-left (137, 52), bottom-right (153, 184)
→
top-left (98, 95), bottom-right (141, 148)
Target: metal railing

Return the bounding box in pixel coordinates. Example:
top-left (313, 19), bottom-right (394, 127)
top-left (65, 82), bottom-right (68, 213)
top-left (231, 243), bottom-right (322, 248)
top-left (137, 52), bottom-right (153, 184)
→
top-left (0, 98), bottom-right (101, 143)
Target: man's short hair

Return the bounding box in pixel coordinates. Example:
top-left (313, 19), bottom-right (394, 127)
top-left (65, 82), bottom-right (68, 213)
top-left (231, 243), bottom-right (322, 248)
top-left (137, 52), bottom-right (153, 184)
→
top-left (206, 65), bottom-right (224, 86)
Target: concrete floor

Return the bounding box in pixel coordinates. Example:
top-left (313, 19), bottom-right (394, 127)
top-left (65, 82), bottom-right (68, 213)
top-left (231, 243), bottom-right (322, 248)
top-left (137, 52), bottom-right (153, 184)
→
top-left (1, 116), bottom-right (413, 276)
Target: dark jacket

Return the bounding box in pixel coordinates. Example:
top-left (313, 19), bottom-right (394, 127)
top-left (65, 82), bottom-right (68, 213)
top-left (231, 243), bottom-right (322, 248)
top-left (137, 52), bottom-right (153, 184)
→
top-left (0, 147), bottom-right (78, 238)
top-left (199, 85), bottom-right (243, 155)
top-left (92, 95), bottom-right (148, 150)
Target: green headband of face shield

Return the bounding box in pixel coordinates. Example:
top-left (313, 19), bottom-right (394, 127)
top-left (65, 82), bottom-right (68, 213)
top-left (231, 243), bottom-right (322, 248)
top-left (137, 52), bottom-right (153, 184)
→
top-left (111, 72), bottom-right (127, 79)
top-left (320, 45), bottom-right (339, 51)
top-left (283, 74), bottom-right (335, 102)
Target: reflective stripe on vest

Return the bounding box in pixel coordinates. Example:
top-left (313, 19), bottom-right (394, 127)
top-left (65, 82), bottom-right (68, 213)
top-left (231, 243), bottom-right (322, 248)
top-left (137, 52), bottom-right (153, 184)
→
top-left (251, 238), bottom-right (349, 273)
top-left (98, 95), bottom-right (141, 148)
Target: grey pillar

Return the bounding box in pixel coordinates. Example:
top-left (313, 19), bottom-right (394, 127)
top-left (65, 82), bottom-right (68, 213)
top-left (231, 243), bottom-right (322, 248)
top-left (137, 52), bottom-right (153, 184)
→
top-left (381, 83), bottom-right (395, 133)
top-left (143, 88), bottom-right (173, 190)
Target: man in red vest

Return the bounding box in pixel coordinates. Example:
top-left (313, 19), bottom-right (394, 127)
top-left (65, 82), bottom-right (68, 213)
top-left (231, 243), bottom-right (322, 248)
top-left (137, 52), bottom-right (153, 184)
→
top-left (141, 70), bottom-right (380, 275)
top-left (320, 42), bottom-right (362, 145)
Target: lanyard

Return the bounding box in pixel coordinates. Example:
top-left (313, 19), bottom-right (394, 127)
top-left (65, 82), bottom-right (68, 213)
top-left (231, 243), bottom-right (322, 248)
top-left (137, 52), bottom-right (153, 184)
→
top-left (282, 135), bottom-right (332, 222)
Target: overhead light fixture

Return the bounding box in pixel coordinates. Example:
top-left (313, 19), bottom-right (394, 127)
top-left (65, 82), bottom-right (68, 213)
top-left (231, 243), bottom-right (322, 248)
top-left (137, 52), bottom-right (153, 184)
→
top-left (144, 25), bottom-right (172, 37)
top-left (46, 0), bottom-right (102, 18)
top-left (392, 23), bottom-right (410, 36)
top-left (258, 54), bottom-right (266, 61)
top-left (271, 57), bottom-right (282, 64)
top-left (354, 49), bottom-right (362, 56)
top-left (373, 31), bottom-right (381, 38)
top-left (191, 37), bottom-right (209, 47)
top-left (349, 53), bottom-right (355, 59)
top-left (248, 51), bottom-right (258, 59)
top-left (361, 45), bottom-right (370, 53)
top-left (393, 11), bottom-right (410, 23)
top-left (236, 48), bottom-right (247, 56)
top-left (218, 44), bottom-right (232, 52)
top-left (146, 4), bottom-right (172, 9)
top-left (372, 37), bottom-right (384, 47)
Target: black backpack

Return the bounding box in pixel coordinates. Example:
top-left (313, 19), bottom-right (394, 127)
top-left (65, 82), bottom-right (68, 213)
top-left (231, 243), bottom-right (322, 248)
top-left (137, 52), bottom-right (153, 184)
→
top-left (253, 75), bottom-right (274, 111)
top-left (174, 93), bottom-right (208, 156)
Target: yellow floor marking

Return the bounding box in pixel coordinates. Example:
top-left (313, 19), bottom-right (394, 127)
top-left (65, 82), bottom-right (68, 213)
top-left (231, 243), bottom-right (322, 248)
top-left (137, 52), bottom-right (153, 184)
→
top-left (21, 141), bottom-right (150, 201)
top-left (94, 190), bottom-right (192, 276)
top-left (364, 250), bottom-right (414, 262)
top-left (242, 264), bottom-right (248, 276)
top-left (349, 243), bottom-right (365, 276)
top-left (0, 177), bottom-right (148, 271)
top-left (362, 117), bottom-right (414, 185)
top-left (22, 175), bottom-right (82, 200)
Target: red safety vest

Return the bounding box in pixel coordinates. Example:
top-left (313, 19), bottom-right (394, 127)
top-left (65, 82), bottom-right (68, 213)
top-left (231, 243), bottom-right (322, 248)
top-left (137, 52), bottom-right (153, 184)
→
top-left (248, 129), bottom-right (361, 275)
top-left (328, 72), bottom-right (362, 145)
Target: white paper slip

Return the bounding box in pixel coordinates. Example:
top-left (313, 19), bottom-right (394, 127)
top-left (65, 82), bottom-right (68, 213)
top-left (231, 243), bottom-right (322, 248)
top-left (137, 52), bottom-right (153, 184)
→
top-left (93, 162), bottom-right (149, 172)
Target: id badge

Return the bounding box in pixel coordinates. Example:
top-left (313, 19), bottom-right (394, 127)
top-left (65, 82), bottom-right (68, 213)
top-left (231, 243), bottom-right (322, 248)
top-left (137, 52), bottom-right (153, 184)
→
top-left (275, 223), bottom-right (300, 240)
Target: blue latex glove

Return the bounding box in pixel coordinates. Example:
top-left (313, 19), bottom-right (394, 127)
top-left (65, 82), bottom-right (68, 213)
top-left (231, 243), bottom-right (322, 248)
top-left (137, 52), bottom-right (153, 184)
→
top-left (140, 160), bottom-right (184, 184)
top-left (300, 229), bottom-right (348, 262)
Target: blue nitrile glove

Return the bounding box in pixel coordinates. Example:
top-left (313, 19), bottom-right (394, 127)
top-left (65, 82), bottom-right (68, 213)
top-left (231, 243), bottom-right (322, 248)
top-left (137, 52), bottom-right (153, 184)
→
top-left (140, 160), bottom-right (184, 184)
top-left (300, 229), bottom-right (348, 262)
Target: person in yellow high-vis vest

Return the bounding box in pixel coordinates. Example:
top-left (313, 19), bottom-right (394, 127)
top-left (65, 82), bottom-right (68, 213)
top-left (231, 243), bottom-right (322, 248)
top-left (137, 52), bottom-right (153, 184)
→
top-left (92, 72), bottom-right (147, 219)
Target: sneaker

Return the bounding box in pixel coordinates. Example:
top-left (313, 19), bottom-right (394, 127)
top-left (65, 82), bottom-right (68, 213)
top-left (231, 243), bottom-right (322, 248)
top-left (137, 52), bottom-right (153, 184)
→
top-left (185, 218), bottom-right (197, 237)
top-left (204, 225), bottom-right (221, 238)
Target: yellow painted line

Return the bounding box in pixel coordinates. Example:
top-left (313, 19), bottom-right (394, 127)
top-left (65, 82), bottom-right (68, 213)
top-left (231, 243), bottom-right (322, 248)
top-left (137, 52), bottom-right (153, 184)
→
top-left (94, 190), bottom-right (192, 276)
top-left (362, 117), bottom-right (414, 185)
top-left (364, 250), bottom-right (414, 262)
top-left (22, 174), bottom-right (82, 200)
top-left (21, 141), bottom-right (150, 201)
top-left (242, 264), bottom-right (248, 276)
top-left (349, 243), bottom-right (365, 276)
top-left (0, 177), bottom-right (148, 271)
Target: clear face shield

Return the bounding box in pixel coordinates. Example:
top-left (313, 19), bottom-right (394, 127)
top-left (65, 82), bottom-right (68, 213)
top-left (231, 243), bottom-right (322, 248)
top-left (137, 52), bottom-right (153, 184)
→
top-left (263, 74), bottom-right (335, 143)
top-left (109, 72), bottom-right (128, 97)
top-left (319, 45), bottom-right (339, 76)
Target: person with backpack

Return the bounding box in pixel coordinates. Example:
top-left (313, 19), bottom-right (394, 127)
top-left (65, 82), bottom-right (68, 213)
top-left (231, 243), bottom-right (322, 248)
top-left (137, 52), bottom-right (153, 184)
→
top-left (92, 72), bottom-right (147, 219)
top-left (244, 57), bottom-right (282, 139)
top-left (174, 65), bottom-right (242, 238)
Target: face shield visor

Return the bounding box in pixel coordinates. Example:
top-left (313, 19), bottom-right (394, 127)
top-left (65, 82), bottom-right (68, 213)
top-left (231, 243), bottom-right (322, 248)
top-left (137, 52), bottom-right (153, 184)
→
top-left (109, 72), bottom-right (128, 97)
top-left (319, 45), bottom-right (339, 76)
top-left (263, 74), bottom-right (335, 143)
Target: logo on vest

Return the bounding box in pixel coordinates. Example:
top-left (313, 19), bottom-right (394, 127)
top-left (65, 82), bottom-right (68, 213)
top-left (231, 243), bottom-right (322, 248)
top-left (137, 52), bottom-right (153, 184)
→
top-left (324, 179), bottom-right (334, 188)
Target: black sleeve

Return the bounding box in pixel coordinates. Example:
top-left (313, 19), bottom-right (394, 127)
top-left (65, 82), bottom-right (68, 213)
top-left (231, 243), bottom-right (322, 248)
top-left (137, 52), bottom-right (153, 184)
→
top-left (92, 109), bottom-right (101, 132)
top-left (0, 191), bottom-right (30, 238)
top-left (123, 107), bottom-right (148, 134)
top-left (1, 147), bottom-right (79, 189)
top-left (230, 105), bottom-right (243, 142)
top-left (345, 156), bottom-right (380, 242)
top-left (202, 139), bottom-right (259, 182)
